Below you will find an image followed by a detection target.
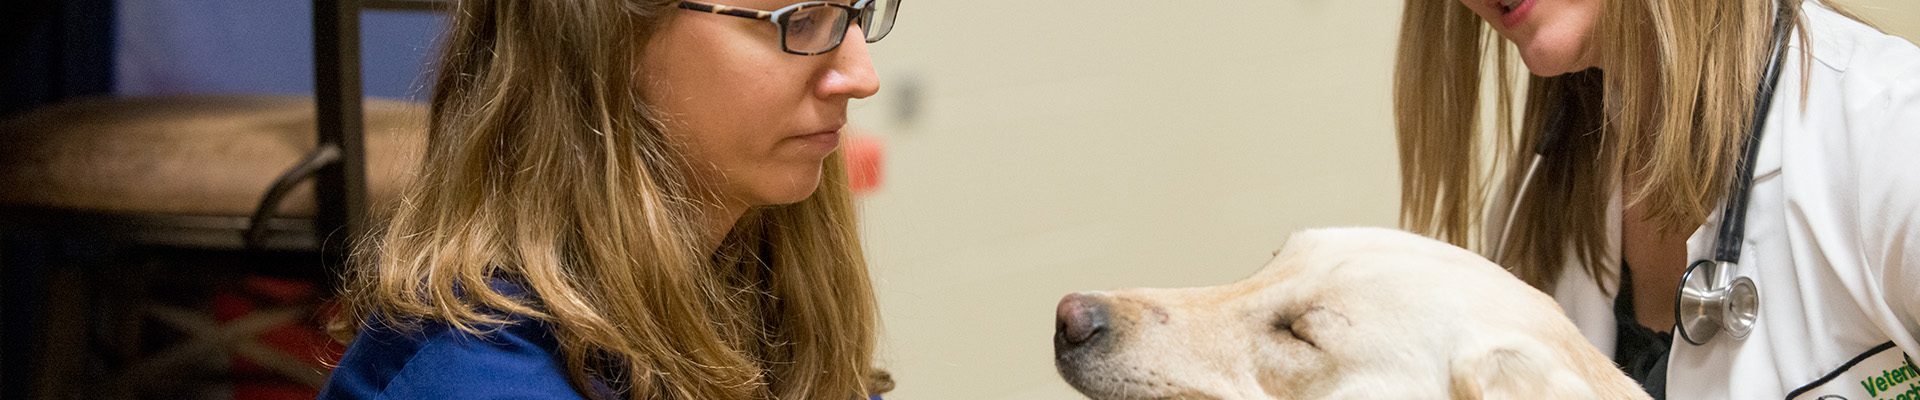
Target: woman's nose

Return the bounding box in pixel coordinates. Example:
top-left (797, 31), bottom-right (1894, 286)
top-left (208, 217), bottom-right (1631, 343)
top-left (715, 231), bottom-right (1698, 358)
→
top-left (816, 25), bottom-right (881, 100)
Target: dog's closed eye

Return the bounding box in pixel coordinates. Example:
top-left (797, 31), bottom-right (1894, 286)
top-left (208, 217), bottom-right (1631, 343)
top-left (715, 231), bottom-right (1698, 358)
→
top-left (1271, 308), bottom-right (1321, 348)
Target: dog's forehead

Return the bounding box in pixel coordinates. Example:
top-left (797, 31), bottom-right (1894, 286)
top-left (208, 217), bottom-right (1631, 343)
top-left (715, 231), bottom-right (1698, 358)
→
top-left (1128, 228), bottom-right (1502, 313)
top-left (1244, 227), bottom-right (1490, 289)
top-left (1257, 229), bottom-right (1427, 271)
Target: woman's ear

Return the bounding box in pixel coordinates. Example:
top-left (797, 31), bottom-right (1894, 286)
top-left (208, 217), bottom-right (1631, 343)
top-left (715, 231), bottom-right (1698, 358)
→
top-left (1448, 337), bottom-right (1601, 400)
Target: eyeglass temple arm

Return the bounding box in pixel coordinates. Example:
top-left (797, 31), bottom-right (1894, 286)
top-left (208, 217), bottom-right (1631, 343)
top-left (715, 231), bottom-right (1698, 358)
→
top-left (677, 1), bottom-right (774, 20)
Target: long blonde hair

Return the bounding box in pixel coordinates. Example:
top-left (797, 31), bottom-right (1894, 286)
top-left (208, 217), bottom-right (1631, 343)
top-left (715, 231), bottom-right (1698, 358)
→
top-left (330, 1), bottom-right (882, 398)
top-left (1393, 0), bottom-right (1803, 290)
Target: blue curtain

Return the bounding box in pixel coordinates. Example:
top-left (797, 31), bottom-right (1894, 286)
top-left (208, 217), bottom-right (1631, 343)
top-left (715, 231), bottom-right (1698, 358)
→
top-left (115, 0), bottom-right (444, 100)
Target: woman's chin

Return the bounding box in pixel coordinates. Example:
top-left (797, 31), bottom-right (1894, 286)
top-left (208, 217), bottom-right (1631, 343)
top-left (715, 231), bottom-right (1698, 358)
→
top-left (759, 190), bottom-right (820, 206)
top-left (1514, 27), bottom-right (1599, 76)
top-left (744, 174), bottom-right (826, 206)
top-left (1518, 47), bottom-right (1592, 77)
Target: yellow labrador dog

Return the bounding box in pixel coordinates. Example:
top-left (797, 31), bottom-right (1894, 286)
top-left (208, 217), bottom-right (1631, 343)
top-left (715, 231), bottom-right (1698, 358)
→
top-left (1053, 227), bottom-right (1650, 399)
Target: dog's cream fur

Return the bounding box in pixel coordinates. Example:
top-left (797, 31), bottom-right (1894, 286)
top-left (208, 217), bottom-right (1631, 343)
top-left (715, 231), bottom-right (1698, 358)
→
top-left (1055, 227), bottom-right (1651, 400)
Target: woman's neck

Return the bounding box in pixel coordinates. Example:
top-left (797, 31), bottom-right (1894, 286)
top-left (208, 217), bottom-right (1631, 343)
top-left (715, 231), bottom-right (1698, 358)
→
top-left (703, 201), bottom-right (748, 256)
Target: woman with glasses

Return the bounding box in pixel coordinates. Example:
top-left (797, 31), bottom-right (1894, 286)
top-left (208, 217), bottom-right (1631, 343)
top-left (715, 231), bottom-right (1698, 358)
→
top-left (318, 0), bottom-right (900, 398)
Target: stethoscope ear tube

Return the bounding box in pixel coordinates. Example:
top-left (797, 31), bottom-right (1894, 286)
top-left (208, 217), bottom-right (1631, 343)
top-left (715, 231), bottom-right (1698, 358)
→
top-left (1490, 155), bottom-right (1544, 264)
top-left (1489, 87), bottom-right (1578, 264)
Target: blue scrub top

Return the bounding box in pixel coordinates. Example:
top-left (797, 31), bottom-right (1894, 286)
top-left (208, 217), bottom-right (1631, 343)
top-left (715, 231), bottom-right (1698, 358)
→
top-left (317, 282), bottom-right (882, 400)
top-left (318, 281), bottom-right (616, 399)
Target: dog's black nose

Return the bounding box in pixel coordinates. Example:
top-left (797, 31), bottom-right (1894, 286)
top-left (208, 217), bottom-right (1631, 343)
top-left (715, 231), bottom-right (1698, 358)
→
top-left (1055, 293), bottom-right (1109, 349)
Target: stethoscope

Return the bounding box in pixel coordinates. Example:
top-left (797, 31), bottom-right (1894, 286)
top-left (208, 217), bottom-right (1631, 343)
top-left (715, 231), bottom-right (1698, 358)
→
top-left (1491, 8), bottom-right (1793, 346)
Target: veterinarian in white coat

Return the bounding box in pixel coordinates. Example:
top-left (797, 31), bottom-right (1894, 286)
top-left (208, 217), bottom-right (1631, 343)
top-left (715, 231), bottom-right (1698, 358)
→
top-left (1392, 0), bottom-right (1920, 398)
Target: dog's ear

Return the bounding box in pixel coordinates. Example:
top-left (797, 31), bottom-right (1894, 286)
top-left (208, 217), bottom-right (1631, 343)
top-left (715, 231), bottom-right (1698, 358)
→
top-left (1448, 337), bottom-right (1600, 400)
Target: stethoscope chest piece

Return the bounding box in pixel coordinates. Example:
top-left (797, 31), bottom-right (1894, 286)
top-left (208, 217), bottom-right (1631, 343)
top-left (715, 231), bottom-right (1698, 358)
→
top-left (1677, 260), bottom-right (1761, 345)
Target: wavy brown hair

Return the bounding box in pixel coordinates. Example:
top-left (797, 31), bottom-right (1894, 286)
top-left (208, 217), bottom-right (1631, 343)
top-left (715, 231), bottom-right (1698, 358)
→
top-left (330, 0), bottom-right (883, 398)
top-left (1392, 0), bottom-right (1840, 290)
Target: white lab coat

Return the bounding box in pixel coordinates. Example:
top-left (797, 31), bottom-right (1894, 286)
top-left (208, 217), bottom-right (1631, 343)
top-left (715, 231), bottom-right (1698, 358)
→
top-left (1547, 1), bottom-right (1920, 399)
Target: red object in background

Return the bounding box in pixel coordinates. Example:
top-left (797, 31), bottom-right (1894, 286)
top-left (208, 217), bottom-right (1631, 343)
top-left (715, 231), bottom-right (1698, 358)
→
top-left (211, 276), bottom-right (343, 399)
top-left (846, 133), bottom-right (885, 196)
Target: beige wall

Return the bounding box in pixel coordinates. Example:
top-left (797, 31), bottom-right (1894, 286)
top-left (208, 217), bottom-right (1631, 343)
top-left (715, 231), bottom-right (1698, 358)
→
top-left (846, 2), bottom-right (1920, 399)
top-left (1853, 0), bottom-right (1920, 42)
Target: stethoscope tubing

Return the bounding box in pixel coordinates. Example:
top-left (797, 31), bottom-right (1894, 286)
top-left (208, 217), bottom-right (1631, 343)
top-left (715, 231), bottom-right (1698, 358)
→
top-left (1490, 154), bottom-right (1543, 264)
top-left (1671, 6), bottom-right (1795, 346)
top-left (1712, 13), bottom-right (1795, 265)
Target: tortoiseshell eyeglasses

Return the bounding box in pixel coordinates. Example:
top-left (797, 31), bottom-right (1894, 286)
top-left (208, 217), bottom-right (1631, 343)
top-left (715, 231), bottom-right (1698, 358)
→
top-left (677, 0), bottom-right (899, 56)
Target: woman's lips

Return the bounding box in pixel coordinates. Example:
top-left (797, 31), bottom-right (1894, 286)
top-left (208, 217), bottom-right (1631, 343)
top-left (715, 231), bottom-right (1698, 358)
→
top-left (793, 130), bottom-right (842, 146)
top-left (1498, 0), bottom-right (1535, 29)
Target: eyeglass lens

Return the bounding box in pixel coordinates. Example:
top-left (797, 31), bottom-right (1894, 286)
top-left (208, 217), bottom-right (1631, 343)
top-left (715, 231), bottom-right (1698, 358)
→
top-left (780, 0), bottom-right (898, 53)
top-left (783, 5), bottom-right (851, 53)
top-left (858, 0), bottom-right (898, 42)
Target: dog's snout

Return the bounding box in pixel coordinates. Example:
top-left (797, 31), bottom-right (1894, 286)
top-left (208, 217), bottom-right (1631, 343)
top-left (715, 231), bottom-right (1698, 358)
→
top-left (1055, 293), bottom-right (1110, 349)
